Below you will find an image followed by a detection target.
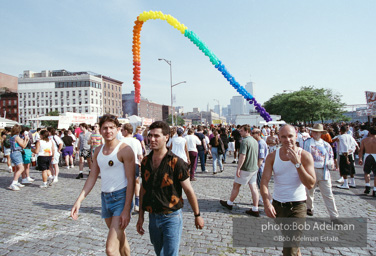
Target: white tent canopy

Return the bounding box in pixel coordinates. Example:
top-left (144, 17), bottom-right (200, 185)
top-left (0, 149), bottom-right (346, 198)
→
top-left (0, 117), bottom-right (19, 128)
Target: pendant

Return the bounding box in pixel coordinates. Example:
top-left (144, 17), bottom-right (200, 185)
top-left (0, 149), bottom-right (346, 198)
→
top-left (108, 160), bottom-right (114, 166)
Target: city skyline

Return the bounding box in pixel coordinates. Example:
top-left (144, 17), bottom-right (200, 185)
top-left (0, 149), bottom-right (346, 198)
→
top-left (1, 0), bottom-right (375, 113)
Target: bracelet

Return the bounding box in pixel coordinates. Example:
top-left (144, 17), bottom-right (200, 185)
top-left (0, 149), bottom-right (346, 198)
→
top-left (194, 212), bottom-right (200, 217)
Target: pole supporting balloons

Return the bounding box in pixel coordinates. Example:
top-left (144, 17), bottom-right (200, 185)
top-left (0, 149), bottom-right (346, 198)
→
top-left (132, 11), bottom-right (272, 122)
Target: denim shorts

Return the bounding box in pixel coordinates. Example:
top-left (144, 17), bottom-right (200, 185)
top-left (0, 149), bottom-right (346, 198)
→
top-left (10, 151), bottom-right (23, 166)
top-left (101, 187), bottom-right (132, 219)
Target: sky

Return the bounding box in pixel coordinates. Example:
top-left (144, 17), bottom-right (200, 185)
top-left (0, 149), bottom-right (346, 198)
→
top-left (1, 0), bottom-right (375, 113)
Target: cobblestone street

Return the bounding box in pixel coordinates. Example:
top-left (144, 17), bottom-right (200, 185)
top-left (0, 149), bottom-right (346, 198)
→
top-left (0, 155), bottom-right (375, 256)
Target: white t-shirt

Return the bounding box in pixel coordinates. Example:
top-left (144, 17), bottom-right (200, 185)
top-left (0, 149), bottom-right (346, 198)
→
top-left (185, 134), bottom-right (201, 152)
top-left (297, 132), bottom-right (310, 148)
top-left (170, 137), bottom-right (188, 163)
top-left (121, 137), bottom-right (142, 165)
top-left (50, 135), bottom-right (63, 154)
top-left (359, 130), bottom-right (369, 141)
top-left (333, 134), bottom-right (358, 154)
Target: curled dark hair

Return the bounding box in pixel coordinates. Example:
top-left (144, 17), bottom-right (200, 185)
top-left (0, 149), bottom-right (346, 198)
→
top-left (40, 130), bottom-right (50, 141)
top-left (99, 115), bottom-right (120, 128)
top-left (149, 121), bottom-right (170, 136)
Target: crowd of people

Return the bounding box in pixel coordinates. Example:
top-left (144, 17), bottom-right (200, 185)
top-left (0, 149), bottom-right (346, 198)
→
top-left (1, 117), bottom-right (375, 255)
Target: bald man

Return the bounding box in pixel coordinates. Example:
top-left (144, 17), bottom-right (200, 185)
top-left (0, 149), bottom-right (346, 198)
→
top-left (261, 124), bottom-right (315, 256)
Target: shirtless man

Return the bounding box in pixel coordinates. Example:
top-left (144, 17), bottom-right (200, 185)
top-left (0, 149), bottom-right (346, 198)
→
top-left (71, 115), bottom-right (135, 256)
top-left (266, 130), bottom-right (279, 153)
top-left (358, 127), bottom-right (376, 197)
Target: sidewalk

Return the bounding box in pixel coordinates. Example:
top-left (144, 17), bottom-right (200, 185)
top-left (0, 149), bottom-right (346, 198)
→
top-left (0, 155), bottom-right (375, 255)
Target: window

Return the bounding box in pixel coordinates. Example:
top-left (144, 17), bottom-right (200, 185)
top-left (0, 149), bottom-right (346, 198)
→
top-left (61, 108), bottom-right (64, 113)
top-left (61, 99), bottom-right (64, 105)
top-left (73, 91), bottom-right (76, 96)
top-left (55, 100), bottom-right (58, 105)
top-left (14, 100), bottom-right (17, 105)
top-left (50, 100), bottom-right (52, 106)
top-left (96, 99), bottom-right (98, 104)
top-left (41, 92), bottom-right (44, 97)
top-left (96, 91), bottom-right (98, 97)
top-left (104, 99), bottom-right (106, 104)
top-left (91, 98), bottom-right (93, 104)
top-left (67, 107), bottom-right (70, 112)
top-left (104, 91), bottom-right (106, 96)
top-left (104, 83), bottom-right (106, 88)
top-left (20, 94), bottom-right (22, 98)
top-left (46, 100), bottom-right (48, 105)
top-left (91, 91), bottom-right (93, 96)
top-left (55, 92), bottom-right (58, 97)
top-left (85, 90), bottom-right (88, 96)
top-left (112, 93), bottom-right (114, 98)
top-left (85, 98), bottom-right (88, 104)
top-left (79, 107), bottom-right (82, 112)
top-left (28, 93), bottom-right (31, 98)
top-left (33, 101), bottom-right (35, 106)
top-left (28, 101), bottom-right (31, 106)
top-left (91, 107), bottom-right (94, 112)
top-left (78, 90), bottom-right (82, 97)
top-left (73, 99), bottom-right (76, 104)
top-left (33, 109), bottom-right (35, 114)
top-left (112, 84), bottom-right (114, 90)
top-left (32, 92), bottom-right (35, 97)
top-left (60, 91), bottom-right (64, 97)
top-left (37, 92), bottom-right (40, 97)
top-left (67, 91), bottom-right (69, 97)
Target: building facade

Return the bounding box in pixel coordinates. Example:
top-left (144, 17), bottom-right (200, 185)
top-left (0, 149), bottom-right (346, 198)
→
top-left (102, 76), bottom-right (123, 116)
top-left (0, 91), bottom-right (18, 122)
top-left (18, 70), bottom-right (122, 125)
top-left (0, 72), bottom-right (18, 92)
top-left (122, 91), bottom-right (168, 121)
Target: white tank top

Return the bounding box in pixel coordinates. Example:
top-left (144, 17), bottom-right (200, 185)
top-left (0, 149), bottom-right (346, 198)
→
top-left (38, 140), bottom-right (53, 156)
top-left (98, 142), bottom-right (128, 192)
top-left (272, 148), bottom-right (307, 202)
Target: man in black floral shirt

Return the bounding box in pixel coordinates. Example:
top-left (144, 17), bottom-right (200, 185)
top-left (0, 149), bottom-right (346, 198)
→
top-left (137, 121), bottom-right (204, 256)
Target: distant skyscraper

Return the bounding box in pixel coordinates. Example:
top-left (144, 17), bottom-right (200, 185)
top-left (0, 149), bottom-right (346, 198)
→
top-left (214, 104), bottom-right (221, 116)
top-left (230, 96), bottom-right (245, 116)
top-left (244, 81), bottom-right (255, 114)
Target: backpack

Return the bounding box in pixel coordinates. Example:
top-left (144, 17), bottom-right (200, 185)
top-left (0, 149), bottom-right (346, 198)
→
top-left (3, 134), bottom-right (11, 148)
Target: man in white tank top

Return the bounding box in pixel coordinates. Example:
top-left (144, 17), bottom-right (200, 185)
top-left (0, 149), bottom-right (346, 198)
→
top-left (260, 124), bottom-right (315, 256)
top-left (71, 115), bottom-right (135, 256)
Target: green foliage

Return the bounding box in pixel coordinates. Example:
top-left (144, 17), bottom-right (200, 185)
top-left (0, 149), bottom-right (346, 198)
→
top-left (166, 114), bottom-right (185, 126)
top-left (263, 86), bottom-right (345, 124)
top-left (41, 110), bottom-right (59, 128)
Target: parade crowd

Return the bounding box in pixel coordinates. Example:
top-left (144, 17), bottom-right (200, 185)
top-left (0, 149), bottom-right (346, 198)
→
top-left (1, 117), bottom-right (375, 256)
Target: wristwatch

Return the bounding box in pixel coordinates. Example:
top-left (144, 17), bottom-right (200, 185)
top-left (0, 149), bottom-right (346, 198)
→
top-left (194, 212), bottom-right (201, 217)
top-left (295, 163), bottom-right (302, 169)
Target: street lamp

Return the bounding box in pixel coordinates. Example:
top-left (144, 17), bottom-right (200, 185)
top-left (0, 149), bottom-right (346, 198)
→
top-left (158, 58), bottom-right (186, 126)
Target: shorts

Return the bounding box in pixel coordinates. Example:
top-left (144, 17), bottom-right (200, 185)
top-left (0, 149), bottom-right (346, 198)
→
top-left (101, 187), bottom-right (133, 219)
top-left (339, 154), bottom-right (355, 176)
top-left (4, 147), bottom-right (10, 156)
top-left (38, 156), bottom-right (52, 171)
top-left (80, 149), bottom-right (91, 160)
top-left (22, 148), bottom-right (32, 164)
top-left (62, 146), bottom-right (74, 157)
top-left (364, 154), bottom-right (376, 175)
top-left (135, 164), bottom-right (140, 178)
top-left (52, 152), bottom-right (60, 165)
top-left (10, 151), bottom-right (23, 166)
top-left (235, 140), bottom-right (241, 150)
top-left (235, 170), bottom-right (257, 185)
top-left (228, 142), bottom-right (235, 152)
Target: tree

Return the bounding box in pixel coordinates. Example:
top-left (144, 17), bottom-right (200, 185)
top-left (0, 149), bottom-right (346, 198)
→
top-left (166, 114), bottom-right (185, 126)
top-left (41, 110), bottom-right (60, 128)
top-left (263, 86), bottom-right (345, 124)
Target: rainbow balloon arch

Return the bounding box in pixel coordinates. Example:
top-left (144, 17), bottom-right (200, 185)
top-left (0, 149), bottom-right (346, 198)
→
top-left (132, 11), bottom-right (272, 122)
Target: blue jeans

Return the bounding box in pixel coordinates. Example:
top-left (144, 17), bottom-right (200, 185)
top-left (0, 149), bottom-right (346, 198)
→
top-left (211, 147), bottom-right (223, 173)
top-left (149, 209), bottom-right (183, 256)
top-left (223, 148), bottom-right (228, 163)
top-left (196, 150), bottom-right (206, 172)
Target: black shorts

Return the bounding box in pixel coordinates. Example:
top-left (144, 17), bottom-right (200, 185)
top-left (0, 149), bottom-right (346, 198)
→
top-left (339, 154), bottom-right (355, 176)
top-left (364, 154), bottom-right (376, 175)
top-left (37, 156), bottom-right (52, 171)
top-left (235, 140), bottom-right (241, 150)
top-left (80, 149), bottom-right (91, 160)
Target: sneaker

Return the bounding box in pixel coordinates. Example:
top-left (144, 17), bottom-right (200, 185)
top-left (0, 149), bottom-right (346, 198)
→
top-left (52, 178), bottom-right (58, 184)
top-left (76, 173), bottom-right (83, 179)
top-left (8, 184), bottom-right (20, 191)
top-left (47, 177), bottom-right (54, 186)
top-left (364, 186), bottom-right (371, 194)
top-left (134, 205), bottom-right (139, 212)
top-left (202, 170), bottom-right (208, 173)
top-left (349, 184), bottom-right (356, 188)
top-left (232, 160), bottom-right (237, 164)
top-left (21, 178), bottom-right (32, 184)
top-left (39, 183), bottom-right (48, 188)
top-left (66, 166), bottom-right (70, 169)
top-left (220, 168), bottom-right (224, 173)
top-left (337, 184), bottom-right (349, 190)
top-left (220, 200), bottom-right (233, 210)
top-left (307, 209), bottom-right (314, 216)
top-left (70, 165), bottom-right (74, 168)
top-left (336, 177), bottom-right (344, 183)
top-left (15, 183), bottom-right (25, 188)
top-left (245, 209), bottom-right (260, 217)
top-left (8, 167), bottom-right (12, 173)
top-left (27, 177), bottom-right (35, 182)
top-left (213, 172), bottom-right (217, 175)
